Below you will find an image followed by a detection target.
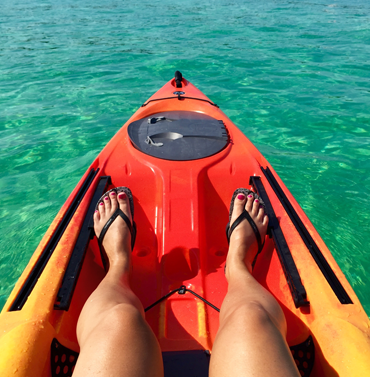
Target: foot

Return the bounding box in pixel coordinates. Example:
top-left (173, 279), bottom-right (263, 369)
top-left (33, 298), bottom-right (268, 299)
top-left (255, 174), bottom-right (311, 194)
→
top-left (94, 190), bottom-right (133, 270)
top-left (226, 193), bottom-right (269, 277)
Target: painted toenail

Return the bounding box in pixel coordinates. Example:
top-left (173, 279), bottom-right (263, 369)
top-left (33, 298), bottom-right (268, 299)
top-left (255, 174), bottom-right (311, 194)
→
top-left (118, 193), bottom-right (126, 199)
top-left (99, 202), bottom-right (104, 206)
top-left (110, 192), bottom-right (116, 195)
top-left (95, 210), bottom-right (98, 213)
top-left (255, 199), bottom-right (259, 203)
top-left (237, 194), bottom-right (245, 200)
top-left (248, 194), bottom-right (253, 198)
top-left (104, 197), bottom-right (109, 200)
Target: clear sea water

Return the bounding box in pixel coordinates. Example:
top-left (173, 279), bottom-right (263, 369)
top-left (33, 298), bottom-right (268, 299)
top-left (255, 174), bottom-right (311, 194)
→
top-left (1, 0), bottom-right (369, 316)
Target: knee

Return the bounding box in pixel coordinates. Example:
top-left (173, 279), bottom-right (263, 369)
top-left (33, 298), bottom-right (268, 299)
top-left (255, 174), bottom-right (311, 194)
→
top-left (222, 301), bottom-right (286, 335)
top-left (77, 303), bottom-right (146, 346)
top-left (225, 301), bottom-right (270, 326)
top-left (102, 303), bottom-right (144, 330)
top-left (100, 304), bottom-right (160, 352)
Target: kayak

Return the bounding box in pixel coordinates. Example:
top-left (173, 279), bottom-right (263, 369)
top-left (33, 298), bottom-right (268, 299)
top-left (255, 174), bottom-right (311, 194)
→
top-left (0, 72), bottom-right (370, 377)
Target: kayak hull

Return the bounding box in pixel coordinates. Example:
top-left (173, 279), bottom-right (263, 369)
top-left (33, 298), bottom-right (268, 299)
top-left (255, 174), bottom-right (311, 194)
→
top-left (1, 75), bottom-right (370, 377)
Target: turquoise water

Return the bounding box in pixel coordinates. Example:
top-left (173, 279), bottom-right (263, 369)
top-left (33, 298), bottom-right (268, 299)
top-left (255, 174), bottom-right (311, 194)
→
top-left (1, 0), bottom-right (369, 315)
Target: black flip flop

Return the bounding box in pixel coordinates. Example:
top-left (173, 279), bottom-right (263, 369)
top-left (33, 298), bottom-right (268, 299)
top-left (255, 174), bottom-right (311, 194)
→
top-left (226, 188), bottom-right (265, 267)
top-left (95, 187), bottom-right (137, 271)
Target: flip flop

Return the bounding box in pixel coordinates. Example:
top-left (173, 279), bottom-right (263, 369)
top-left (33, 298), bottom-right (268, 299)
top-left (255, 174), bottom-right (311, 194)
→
top-left (226, 188), bottom-right (266, 267)
top-left (95, 187), bottom-right (137, 271)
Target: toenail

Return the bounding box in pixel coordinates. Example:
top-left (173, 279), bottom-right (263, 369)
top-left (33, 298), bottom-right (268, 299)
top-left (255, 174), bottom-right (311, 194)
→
top-left (118, 193), bottom-right (126, 199)
top-left (99, 202), bottom-right (104, 206)
top-left (104, 197), bottom-right (109, 200)
top-left (248, 194), bottom-right (253, 198)
top-left (110, 192), bottom-right (116, 195)
top-left (95, 210), bottom-right (98, 213)
top-left (237, 194), bottom-right (245, 200)
top-left (255, 199), bottom-right (259, 203)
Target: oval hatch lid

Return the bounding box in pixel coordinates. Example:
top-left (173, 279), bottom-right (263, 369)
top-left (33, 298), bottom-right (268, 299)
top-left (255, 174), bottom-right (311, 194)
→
top-left (127, 111), bottom-right (229, 161)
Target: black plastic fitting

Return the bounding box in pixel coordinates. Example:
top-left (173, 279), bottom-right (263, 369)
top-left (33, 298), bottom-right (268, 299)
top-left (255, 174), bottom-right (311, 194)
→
top-left (175, 71), bottom-right (183, 88)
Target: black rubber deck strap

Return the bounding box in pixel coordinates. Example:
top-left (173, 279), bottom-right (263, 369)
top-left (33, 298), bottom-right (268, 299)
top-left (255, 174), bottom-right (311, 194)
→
top-left (141, 96), bottom-right (219, 108)
top-left (55, 176), bottom-right (111, 311)
top-left (261, 166), bottom-right (352, 305)
top-left (144, 288), bottom-right (180, 312)
top-left (9, 169), bottom-right (99, 311)
top-left (250, 176), bottom-right (309, 308)
top-left (145, 285), bottom-right (220, 313)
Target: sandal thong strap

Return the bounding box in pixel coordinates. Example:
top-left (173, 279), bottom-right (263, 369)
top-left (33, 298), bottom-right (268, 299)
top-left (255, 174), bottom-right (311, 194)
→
top-left (98, 208), bottom-right (136, 252)
top-left (226, 210), bottom-right (262, 254)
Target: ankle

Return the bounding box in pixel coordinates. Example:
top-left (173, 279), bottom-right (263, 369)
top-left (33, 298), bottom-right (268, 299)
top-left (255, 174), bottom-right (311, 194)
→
top-left (106, 251), bottom-right (130, 270)
top-left (227, 241), bottom-right (257, 265)
top-left (225, 256), bottom-right (253, 281)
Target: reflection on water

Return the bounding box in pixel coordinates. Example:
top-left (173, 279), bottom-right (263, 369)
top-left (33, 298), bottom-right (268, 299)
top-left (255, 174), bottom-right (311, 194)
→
top-left (1, 0), bottom-right (370, 315)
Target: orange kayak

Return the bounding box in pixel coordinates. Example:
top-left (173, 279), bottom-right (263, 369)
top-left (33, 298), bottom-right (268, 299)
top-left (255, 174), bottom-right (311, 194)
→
top-left (1, 72), bottom-right (370, 377)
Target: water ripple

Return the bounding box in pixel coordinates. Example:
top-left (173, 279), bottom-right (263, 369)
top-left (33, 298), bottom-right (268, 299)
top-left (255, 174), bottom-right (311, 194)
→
top-left (1, 0), bottom-right (370, 315)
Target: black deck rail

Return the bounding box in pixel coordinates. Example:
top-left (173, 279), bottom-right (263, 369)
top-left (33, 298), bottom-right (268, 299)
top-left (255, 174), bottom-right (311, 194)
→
top-left (250, 175), bottom-right (309, 308)
top-left (260, 166), bottom-right (352, 305)
top-left (142, 95), bottom-right (218, 108)
top-left (55, 176), bottom-right (111, 311)
top-left (9, 169), bottom-right (99, 311)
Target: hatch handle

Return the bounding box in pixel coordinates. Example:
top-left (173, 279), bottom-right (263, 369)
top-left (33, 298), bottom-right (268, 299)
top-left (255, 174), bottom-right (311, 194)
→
top-left (145, 136), bottom-right (164, 147)
top-left (147, 116), bottom-right (174, 124)
top-left (147, 132), bottom-right (226, 144)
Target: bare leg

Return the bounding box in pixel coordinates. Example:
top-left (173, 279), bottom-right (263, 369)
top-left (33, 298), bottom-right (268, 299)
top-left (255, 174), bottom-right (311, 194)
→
top-left (209, 193), bottom-right (300, 377)
top-left (73, 191), bottom-right (163, 377)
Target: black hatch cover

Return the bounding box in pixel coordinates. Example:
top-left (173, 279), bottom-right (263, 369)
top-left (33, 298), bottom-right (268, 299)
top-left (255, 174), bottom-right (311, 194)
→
top-left (127, 111), bottom-right (228, 161)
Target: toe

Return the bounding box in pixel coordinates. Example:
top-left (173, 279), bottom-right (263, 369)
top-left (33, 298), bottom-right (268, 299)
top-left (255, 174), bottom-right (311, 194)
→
top-left (231, 193), bottom-right (247, 223)
top-left (104, 195), bottom-right (111, 212)
top-left (109, 191), bottom-right (118, 212)
top-left (117, 191), bottom-right (131, 222)
top-left (251, 198), bottom-right (260, 217)
top-left (98, 201), bottom-right (105, 216)
top-left (245, 194), bottom-right (254, 212)
top-left (257, 206), bottom-right (265, 222)
top-left (94, 209), bottom-right (100, 222)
